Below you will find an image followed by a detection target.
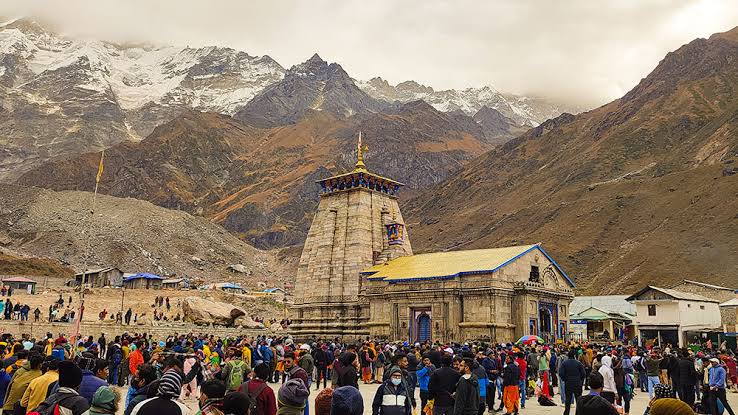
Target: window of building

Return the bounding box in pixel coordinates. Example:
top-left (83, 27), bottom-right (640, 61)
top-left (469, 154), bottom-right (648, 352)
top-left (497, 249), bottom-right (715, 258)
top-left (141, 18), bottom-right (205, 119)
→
top-left (529, 266), bottom-right (540, 283)
top-left (700, 305), bottom-right (705, 310)
top-left (648, 304), bottom-right (656, 316)
top-left (687, 304), bottom-right (691, 308)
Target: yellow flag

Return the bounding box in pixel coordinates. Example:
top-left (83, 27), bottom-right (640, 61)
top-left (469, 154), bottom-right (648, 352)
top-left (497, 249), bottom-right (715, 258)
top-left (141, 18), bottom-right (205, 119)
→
top-left (95, 150), bottom-right (104, 183)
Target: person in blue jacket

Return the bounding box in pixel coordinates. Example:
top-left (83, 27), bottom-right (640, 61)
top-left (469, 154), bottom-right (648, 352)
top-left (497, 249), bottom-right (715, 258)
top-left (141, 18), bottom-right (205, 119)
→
top-left (0, 361), bottom-right (11, 405)
top-left (416, 355), bottom-right (436, 411)
top-left (709, 358), bottom-right (736, 415)
top-left (472, 357), bottom-right (488, 415)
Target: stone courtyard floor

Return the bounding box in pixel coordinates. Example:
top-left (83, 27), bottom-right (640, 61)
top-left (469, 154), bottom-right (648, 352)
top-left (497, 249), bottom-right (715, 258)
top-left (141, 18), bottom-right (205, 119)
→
top-left (173, 380), bottom-right (738, 414)
top-left (304, 382), bottom-right (738, 415)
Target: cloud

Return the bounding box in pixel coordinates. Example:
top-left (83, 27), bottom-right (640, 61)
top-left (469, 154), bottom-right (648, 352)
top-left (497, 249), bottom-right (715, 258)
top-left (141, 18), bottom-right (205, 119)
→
top-left (1, 0), bottom-right (737, 108)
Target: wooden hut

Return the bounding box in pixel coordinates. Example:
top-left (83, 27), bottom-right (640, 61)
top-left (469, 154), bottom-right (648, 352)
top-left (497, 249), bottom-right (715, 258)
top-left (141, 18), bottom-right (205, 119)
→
top-left (1, 276), bottom-right (37, 294)
top-left (123, 273), bottom-right (164, 289)
top-left (74, 267), bottom-right (124, 287)
top-left (161, 278), bottom-right (188, 290)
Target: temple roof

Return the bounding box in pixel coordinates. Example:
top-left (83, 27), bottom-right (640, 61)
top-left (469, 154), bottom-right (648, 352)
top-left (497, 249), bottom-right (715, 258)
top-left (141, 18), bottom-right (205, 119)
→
top-left (317, 132), bottom-right (404, 195)
top-left (362, 243), bottom-right (574, 286)
top-left (318, 170), bottom-right (404, 186)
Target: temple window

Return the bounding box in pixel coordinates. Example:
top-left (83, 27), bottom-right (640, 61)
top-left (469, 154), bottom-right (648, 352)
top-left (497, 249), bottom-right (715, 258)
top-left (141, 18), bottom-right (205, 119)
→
top-left (529, 265), bottom-right (540, 283)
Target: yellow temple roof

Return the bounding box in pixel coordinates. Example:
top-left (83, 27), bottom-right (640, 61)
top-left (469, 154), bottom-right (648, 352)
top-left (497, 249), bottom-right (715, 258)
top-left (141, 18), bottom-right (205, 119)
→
top-left (363, 243), bottom-right (573, 285)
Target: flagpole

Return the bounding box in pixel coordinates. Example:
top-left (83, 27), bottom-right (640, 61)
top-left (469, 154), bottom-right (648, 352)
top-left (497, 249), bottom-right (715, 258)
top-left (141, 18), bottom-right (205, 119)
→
top-left (73, 149), bottom-right (104, 348)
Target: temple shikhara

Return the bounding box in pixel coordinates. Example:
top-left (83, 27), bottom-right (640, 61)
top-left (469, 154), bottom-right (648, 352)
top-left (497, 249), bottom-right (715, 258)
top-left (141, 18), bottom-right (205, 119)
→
top-left (291, 134), bottom-right (575, 343)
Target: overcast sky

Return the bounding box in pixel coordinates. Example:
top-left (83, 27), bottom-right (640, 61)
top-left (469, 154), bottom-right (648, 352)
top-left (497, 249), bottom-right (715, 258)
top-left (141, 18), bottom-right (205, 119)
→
top-left (2, 0), bottom-right (737, 108)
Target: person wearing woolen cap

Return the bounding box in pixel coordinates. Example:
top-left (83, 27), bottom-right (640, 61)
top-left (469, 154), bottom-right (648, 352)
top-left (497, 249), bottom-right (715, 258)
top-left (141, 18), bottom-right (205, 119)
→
top-left (277, 378), bottom-right (309, 415)
top-left (34, 361), bottom-right (89, 415)
top-left (131, 370), bottom-right (188, 415)
top-left (331, 386), bottom-right (363, 415)
top-left (314, 387), bottom-right (333, 415)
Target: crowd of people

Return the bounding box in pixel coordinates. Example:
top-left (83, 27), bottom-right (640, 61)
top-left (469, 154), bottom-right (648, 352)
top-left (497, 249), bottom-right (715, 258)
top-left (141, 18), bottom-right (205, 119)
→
top-left (0, 331), bottom-right (734, 415)
top-left (0, 299), bottom-right (42, 321)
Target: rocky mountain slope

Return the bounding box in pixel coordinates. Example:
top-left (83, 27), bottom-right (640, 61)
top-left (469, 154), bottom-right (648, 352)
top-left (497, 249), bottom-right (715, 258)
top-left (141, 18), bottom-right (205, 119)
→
top-left (0, 18), bottom-right (581, 182)
top-left (18, 99), bottom-right (491, 249)
top-left (0, 250), bottom-right (75, 280)
top-left (357, 77), bottom-right (578, 127)
top-left (403, 27), bottom-right (738, 294)
top-left (235, 54), bottom-right (383, 127)
top-left (0, 185), bottom-right (288, 287)
top-left (0, 18), bottom-right (284, 180)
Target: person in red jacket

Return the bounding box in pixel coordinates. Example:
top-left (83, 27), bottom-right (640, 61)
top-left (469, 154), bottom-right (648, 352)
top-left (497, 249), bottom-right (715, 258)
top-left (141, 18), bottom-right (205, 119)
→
top-left (238, 363), bottom-right (276, 415)
top-left (515, 352), bottom-right (528, 409)
top-left (128, 342), bottom-right (144, 378)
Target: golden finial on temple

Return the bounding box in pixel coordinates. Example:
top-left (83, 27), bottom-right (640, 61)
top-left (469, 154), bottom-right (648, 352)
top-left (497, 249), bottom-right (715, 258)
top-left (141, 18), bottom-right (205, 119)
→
top-left (354, 131), bottom-right (369, 172)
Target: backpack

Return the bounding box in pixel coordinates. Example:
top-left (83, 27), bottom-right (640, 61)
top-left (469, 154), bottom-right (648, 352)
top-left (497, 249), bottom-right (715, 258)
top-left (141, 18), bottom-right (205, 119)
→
top-left (227, 360), bottom-right (245, 390)
top-left (52, 348), bottom-right (66, 362)
top-left (624, 373), bottom-right (634, 394)
top-left (241, 381), bottom-right (268, 414)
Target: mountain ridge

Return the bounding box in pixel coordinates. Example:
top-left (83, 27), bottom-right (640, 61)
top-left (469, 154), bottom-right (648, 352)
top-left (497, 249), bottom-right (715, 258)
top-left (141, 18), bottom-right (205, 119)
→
top-left (18, 101), bottom-right (493, 248)
top-left (402, 26), bottom-right (738, 294)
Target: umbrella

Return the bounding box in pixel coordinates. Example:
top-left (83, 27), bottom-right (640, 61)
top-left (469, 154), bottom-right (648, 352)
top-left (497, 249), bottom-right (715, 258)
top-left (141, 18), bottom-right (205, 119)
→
top-left (516, 335), bottom-right (545, 345)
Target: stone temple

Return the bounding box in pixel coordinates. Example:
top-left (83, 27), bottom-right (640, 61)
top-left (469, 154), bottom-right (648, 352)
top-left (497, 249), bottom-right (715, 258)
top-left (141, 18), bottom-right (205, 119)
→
top-left (291, 135), bottom-right (575, 343)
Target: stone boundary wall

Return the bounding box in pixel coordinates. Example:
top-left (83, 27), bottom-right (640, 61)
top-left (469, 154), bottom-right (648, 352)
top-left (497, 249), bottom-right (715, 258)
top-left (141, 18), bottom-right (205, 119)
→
top-left (0, 321), bottom-right (282, 340)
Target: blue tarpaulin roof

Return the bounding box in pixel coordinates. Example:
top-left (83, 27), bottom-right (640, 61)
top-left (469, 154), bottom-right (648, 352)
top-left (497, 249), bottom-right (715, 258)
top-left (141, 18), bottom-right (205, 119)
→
top-left (219, 282), bottom-right (242, 289)
top-left (124, 273), bottom-right (164, 281)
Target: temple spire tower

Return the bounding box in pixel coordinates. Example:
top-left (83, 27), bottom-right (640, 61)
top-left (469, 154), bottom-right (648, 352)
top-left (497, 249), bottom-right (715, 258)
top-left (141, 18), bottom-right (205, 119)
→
top-left (355, 131), bottom-right (368, 172)
top-left (291, 132), bottom-right (413, 339)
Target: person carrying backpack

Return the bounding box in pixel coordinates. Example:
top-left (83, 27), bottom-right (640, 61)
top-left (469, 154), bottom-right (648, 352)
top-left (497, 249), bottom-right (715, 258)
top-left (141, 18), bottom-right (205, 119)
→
top-left (107, 342), bottom-right (122, 386)
top-left (238, 363), bottom-right (276, 415)
top-left (222, 349), bottom-right (250, 392)
top-left (31, 361), bottom-right (89, 415)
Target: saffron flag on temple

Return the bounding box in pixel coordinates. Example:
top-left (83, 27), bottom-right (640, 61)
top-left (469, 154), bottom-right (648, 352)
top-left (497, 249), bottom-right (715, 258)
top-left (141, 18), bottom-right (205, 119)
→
top-left (95, 150), bottom-right (104, 183)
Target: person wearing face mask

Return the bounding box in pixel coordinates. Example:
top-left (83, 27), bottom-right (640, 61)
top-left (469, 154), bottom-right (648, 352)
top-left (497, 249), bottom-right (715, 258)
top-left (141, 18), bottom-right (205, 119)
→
top-left (372, 367), bottom-right (412, 415)
top-left (454, 358), bottom-right (480, 415)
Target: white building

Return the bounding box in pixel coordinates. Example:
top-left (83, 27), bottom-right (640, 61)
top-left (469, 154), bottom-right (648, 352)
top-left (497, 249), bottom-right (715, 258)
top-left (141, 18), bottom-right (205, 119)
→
top-left (626, 286), bottom-right (721, 347)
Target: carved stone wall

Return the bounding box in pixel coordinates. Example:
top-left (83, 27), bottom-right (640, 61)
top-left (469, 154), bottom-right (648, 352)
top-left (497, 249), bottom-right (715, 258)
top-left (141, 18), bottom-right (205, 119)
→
top-left (292, 186), bottom-right (412, 339)
top-left (366, 247), bottom-right (574, 343)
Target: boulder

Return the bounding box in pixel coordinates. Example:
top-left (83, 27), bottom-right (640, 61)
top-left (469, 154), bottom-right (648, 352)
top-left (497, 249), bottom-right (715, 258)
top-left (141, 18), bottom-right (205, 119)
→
top-left (269, 322), bottom-right (284, 332)
top-left (182, 296), bottom-right (247, 326)
top-left (235, 315), bottom-right (262, 329)
top-left (228, 264), bottom-right (249, 273)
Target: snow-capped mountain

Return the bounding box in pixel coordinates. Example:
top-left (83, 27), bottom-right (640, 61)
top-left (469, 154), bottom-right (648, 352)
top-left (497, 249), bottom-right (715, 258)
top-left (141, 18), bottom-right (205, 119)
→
top-left (0, 17), bottom-right (580, 182)
top-left (356, 77), bottom-right (577, 127)
top-left (0, 18), bottom-right (284, 119)
top-left (0, 18), bottom-right (284, 180)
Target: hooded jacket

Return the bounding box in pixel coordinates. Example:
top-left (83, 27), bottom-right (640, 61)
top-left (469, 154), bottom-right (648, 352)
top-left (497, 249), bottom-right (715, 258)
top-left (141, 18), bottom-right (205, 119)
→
top-left (677, 356), bottom-right (697, 386)
top-left (89, 387), bottom-right (118, 415)
top-left (453, 374), bottom-right (480, 415)
top-left (502, 362), bottom-right (521, 387)
top-left (428, 366), bottom-right (461, 407)
top-left (416, 363), bottom-right (436, 392)
top-left (79, 370), bottom-right (107, 404)
top-left (3, 363), bottom-right (41, 410)
top-left (21, 369), bottom-right (59, 412)
top-left (598, 356), bottom-right (617, 393)
top-left (34, 387), bottom-right (91, 415)
top-left (558, 356), bottom-right (586, 388)
top-left (331, 386), bottom-right (364, 415)
top-left (575, 393), bottom-right (618, 415)
top-left (124, 381), bottom-right (158, 415)
top-left (372, 376), bottom-right (412, 415)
